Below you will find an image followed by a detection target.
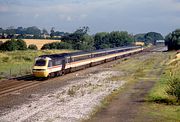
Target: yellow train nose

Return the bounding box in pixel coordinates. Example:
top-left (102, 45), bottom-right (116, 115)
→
top-left (33, 70), bottom-right (49, 77)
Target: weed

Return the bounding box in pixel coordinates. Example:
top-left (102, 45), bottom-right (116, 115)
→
top-left (166, 76), bottom-right (180, 103)
top-left (67, 87), bottom-right (76, 97)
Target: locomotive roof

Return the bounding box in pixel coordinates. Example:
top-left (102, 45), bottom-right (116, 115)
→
top-left (39, 46), bottom-right (140, 59)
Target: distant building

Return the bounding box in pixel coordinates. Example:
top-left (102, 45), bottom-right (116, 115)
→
top-left (156, 40), bottom-right (165, 43)
top-left (156, 40), bottom-right (165, 45)
top-left (135, 41), bottom-right (145, 46)
top-left (41, 34), bottom-right (50, 39)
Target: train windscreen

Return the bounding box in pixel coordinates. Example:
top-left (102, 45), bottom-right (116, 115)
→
top-left (35, 59), bottom-right (46, 66)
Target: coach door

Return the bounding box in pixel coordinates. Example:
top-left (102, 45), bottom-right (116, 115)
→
top-left (61, 59), bottom-right (66, 70)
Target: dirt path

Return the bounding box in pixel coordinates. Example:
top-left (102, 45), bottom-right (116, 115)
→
top-left (88, 52), bottom-right (167, 122)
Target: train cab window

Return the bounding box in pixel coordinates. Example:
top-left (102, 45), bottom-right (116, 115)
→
top-left (48, 61), bottom-right (53, 67)
top-left (35, 59), bottom-right (46, 66)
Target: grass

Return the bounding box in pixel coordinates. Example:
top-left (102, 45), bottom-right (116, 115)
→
top-left (86, 52), bottom-right (168, 121)
top-left (0, 49), bottom-right (74, 79)
top-left (138, 103), bottom-right (180, 122)
top-left (136, 51), bottom-right (180, 122)
top-left (148, 52), bottom-right (180, 104)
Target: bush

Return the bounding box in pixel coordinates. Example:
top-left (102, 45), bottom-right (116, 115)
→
top-left (0, 39), bottom-right (27, 51)
top-left (166, 77), bottom-right (180, 102)
top-left (0, 39), bottom-right (18, 51)
top-left (16, 39), bottom-right (27, 50)
top-left (41, 42), bottom-right (72, 50)
top-left (28, 44), bottom-right (38, 50)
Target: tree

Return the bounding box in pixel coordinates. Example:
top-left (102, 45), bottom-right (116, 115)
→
top-left (16, 27), bottom-right (25, 35)
top-left (0, 39), bottom-right (18, 51)
top-left (144, 32), bottom-right (164, 45)
top-left (0, 28), bottom-right (4, 33)
top-left (165, 29), bottom-right (180, 50)
top-left (16, 39), bottom-right (27, 50)
top-left (0, 39), bottom-right (28, 51)
top-left (42, 29), bottom-right (49, 35)
top-left (94, 31), bottom-right (133, 49)
top-left (41, 43), bottom-right (51, 50)
top-left (28, 44), bottom-right (38, 50)
top-left (94, 32), bottom-right (110, 49)
top-left (50, 27), bottom-right (55, 38)
top-left (75, 34), bottom-right (94, 51)
top-left (41, 42), bottom-right (72, 50)
top-left (5, 26), bottom-right (16, 35)
top-left (26, 26), bottom-right (41, 36)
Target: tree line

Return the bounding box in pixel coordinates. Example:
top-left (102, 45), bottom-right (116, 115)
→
top-left (2, 26), bottom-right (179, 51)
top-left (0, 26), bottom-right (66, 39)
top-left (41, 27), bottom-right (134, 51)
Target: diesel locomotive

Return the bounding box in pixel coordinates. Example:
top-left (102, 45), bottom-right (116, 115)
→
top-left (32, 46), bottom-right (143, 78)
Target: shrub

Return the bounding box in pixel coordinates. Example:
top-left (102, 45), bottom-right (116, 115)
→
top-left (41, 43), bottom-right (51, 50)
top-left (166, 77), bottom-right (180, 102)
top-left (0, 39), bottom-right (27, 51)
top-left (0, 39), bottom-right (18, 51)
top-left (41, 42), bottom-right (72, 50)
top-left (16, 39), bottom-right (27, 50)
top-left (28, 44), bottom-right (38, 50)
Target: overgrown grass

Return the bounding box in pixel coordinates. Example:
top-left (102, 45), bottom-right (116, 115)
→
top-left (148, 52), bottom-right (180, 105)
top-left (0, 50), bottom-right (73, 79)
top-left (86, 53), bottom-right (167, 121)
top-left (140, 52), bottom-right (180, 121)
top-left (138, 103), bottom-right (180, 122)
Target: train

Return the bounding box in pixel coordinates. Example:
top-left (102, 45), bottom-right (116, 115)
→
top-left (32, 46), bottom-right (143, 78)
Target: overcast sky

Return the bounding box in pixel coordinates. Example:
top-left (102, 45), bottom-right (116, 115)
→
top-left (0, 0), bottom-right (180, 35)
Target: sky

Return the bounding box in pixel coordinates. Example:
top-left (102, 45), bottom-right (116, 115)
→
top-left (0, 0), bottom-right (180, 36)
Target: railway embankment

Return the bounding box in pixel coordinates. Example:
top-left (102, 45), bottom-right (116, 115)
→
top-left (0, 48), bottom-right (179, 122)
top-left (87, 51), bottom-right (180, 122)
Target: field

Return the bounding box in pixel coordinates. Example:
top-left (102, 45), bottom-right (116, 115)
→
top-left (0, 39), bottom-right (60, 50)
top-left (0, 49), bottom-right (73, 79)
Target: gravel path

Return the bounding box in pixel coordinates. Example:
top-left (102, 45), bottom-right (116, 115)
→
top-left (0, 71), bottom-right (125, 122)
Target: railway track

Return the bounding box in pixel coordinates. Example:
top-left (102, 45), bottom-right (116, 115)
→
top-left (0, 46), bottom-right (166, 98)
top-left (0, 76), bottom-right (49, 97)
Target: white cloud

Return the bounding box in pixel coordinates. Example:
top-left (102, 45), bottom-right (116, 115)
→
top-left (67, 16), bottom-right (72, 21)
top-left (0, 0), bottom-right (180, 35)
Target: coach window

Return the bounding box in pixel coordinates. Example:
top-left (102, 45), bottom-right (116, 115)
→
top-left (56, 60), bottom-right (62, 65)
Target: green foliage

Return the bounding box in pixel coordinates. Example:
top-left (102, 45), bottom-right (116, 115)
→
top-left (16, 39), bottom-right (27, 50)
top-left (74, 34), bottom-right (95, 51)
top-left (94, 32), bottom-right (110, 49)
top-left (165, 29), bottom-right (180, 50)
top-left (148, 53), bottom-right (180, 105)
top-left (166, 77), bottom-right (180, 102)
top-left (0, 39), bottom-right (27, 51)
top-left (0, 39), bottom-right (18, 51)
top-left (94, 31), bottom-right (133, 49)
top-left (28, 44), bottom-right (38, 50)
top-left (135, 32), bottom-right (164, 45)
top-left (41, 42), bottom-right (72, 50)
top-left (26, 26), bottom-right (41, 36)
top-left (134, 33), bottom-right (146, 41)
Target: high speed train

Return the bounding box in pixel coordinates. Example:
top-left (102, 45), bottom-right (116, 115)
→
top-left (32, 46), bottom-right (143, 78)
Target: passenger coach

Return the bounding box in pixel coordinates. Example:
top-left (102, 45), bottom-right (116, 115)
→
top-left (32, 46), bottom-right (143, 78)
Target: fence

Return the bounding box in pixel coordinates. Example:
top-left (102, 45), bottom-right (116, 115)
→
top-left (0, 64), bottom-right (33, 79)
